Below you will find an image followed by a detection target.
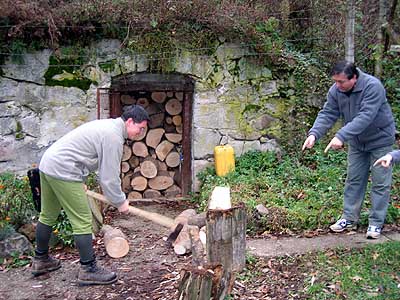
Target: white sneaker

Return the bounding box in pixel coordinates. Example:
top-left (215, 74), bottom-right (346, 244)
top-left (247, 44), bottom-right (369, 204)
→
top-left (366, 225), bottom-right (382, 239)
top-left (330, 218), bottom-right (357, 232)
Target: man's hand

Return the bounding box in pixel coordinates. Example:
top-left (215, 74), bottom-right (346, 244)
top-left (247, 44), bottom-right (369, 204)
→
top-left (324, 137), bottom-right (343, 153)
top-left (118, 200), bottom-right (130, 214)
top-left (373, 154), bottom-right (393, 168)
top-left (302, 135), bottom-right (316, 151)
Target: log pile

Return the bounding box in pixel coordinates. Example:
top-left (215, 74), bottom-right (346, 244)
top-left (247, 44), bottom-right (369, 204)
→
top-left (119, 91), bottom-right (184, 199)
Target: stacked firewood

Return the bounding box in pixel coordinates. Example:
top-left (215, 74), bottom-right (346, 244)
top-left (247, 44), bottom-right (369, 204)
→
top-left (120, 91), bottom-right (184, 198)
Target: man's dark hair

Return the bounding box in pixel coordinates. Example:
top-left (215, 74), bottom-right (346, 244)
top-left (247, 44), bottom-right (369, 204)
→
top-left (330, 60), bottom-right (359, 79)
top-left (121, 105), bottom-right (150, 122)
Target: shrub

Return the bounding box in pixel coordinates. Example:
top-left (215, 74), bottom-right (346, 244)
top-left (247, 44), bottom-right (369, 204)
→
top-left (0, 172), bottom-right (37, 229)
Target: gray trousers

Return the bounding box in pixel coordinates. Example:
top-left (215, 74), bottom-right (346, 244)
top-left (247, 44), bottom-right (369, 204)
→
top-left (343, 145), bottom-right (393, 227)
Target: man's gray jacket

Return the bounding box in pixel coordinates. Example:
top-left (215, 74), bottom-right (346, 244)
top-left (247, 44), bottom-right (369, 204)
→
top-left (39, 118), bottom-right (127, 207)
top-left (308, 69), bottom-right (395, 151)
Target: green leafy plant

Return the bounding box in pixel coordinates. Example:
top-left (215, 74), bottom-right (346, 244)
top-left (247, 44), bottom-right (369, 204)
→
top-left (52, 210), bottom-right (74, 247)
top-left (0, 251), bottom-right (32, 270)
top-left (195, 146), bottom-right (400, 235)
top-left (0, 172), bottom-right (36, 229)
top-left (0, 222), bottom-right (16, 241)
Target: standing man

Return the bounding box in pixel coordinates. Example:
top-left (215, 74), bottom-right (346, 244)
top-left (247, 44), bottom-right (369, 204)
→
top-left (31, 105), bottom-right (149, 285)
top-left (302, 61), bottom-right (395, 239)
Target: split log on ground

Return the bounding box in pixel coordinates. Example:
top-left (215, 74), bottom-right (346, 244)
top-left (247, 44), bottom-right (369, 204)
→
top-left (121, 94), bottom-right (136, 105)
top-left (143, 189), bottom-right (162, 198)
top-left (165, 98), bottom-right (182, 115)
top-left (149, 112), bottom-right (165, 128)
top-left (121, 161), bottom-right (130, 173)
top-left (101, 225), bottom-right (129, 258)
top-left (151, 91), bottom-right (167, 103)
top-left (130, 172), bottom-right (148, 191)
top-left (165, 151), bottom-right (180, 168)
top-left (174, 209), bottom-right (197, 227)
top-left (188, 212), bottom-right (207, 228)
top-left (132, 141), bottom-right (149, 157)
top-left (140, 157), bottom-right (158, 178)
top-left (148, 170), bottom-right (174, 190)
top-left (136, 97), bottom-right (149, 108)
top-left (165, 133), bottom-right (182, 143)
top-left (146, 128), bottom-right (165, 149)
top-left (155, 140), bottom-right (174, 161)
top-left (122, 144), bottom-right (132, 161)
top-left (173, 224), bottom-right (197, 255)
top-left (178, 264), bottom-right (232, 300)
top-left (172, 209), bottom-right (197, 255)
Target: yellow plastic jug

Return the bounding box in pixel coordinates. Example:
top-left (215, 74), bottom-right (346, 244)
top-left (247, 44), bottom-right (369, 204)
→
top-left (214, 145), bottom-right (235, 176)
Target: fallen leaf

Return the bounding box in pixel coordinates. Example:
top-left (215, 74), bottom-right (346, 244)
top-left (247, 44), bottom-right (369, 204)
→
top-left (351, 275), bottom-right (363, 282)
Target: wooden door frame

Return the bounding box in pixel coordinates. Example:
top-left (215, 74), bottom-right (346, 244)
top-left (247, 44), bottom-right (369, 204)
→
top-left (105, 73), bottom-right (194, 196)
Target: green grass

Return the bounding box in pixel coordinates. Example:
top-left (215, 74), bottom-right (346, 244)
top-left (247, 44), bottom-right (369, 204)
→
top-left (303, 241), bottom-right (400, 299)
top-left (195, 144), bottom-right (400, 235)
top-left (236, 241), bottom-right (400, 299)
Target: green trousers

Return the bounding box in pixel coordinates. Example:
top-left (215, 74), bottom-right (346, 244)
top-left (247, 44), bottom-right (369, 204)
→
top-left (39, 172), bottom-right (92, 235)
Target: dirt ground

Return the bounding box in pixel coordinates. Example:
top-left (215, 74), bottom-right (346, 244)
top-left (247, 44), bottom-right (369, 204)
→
top-left (0, 201), bottom-right (193, 300)
top-left (0, 200), bottom-right (399, 300)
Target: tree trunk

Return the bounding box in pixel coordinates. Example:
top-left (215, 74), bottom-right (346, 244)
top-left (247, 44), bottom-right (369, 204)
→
top-left (384, 0), bottom-right (399, 52)
top-left (375, 0), bottom-right (388, 77)
top-left (345, 0), bottom-right (355, 63)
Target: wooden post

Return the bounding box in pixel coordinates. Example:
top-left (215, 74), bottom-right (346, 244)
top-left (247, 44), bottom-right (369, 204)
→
top-left (206, 203), bottom-right (246, 272)
top-left (177, 203), bottom-right (246, 299)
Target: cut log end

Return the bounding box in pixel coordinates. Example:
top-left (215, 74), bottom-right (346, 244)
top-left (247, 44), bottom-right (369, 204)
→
top-left (105, 237), bottom-right (130, 258)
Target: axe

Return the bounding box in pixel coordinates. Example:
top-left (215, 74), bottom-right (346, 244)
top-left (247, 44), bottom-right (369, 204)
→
top-left (86, 190), bottom-right (183, 244)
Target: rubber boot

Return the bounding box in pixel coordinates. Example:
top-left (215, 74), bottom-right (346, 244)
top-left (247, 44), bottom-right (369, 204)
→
top-left (31, 222), bottom-right (61, 276)
top-left (77, 260), bottom-right (118, 286)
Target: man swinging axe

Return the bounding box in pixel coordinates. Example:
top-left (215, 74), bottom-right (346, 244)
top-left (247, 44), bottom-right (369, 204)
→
top-left (31, 105), bottom-right (149, 286)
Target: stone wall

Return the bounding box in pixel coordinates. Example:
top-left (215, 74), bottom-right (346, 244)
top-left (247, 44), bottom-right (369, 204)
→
top-left (0, 39), bottom-right (283, 192)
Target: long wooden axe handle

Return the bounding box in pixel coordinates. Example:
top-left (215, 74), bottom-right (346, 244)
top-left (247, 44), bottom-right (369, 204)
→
top-left (86, 190), bottom-right (175, 229)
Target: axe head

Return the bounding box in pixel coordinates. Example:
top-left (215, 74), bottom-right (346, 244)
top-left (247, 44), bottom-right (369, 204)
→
top-left (165, 223), bottom-right (184, 247)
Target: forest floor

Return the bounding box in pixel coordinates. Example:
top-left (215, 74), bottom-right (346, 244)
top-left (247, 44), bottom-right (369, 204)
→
top-left (0, 200), bottom-right (399, 300)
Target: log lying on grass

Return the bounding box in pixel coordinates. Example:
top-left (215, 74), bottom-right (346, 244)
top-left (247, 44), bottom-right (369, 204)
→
top-left (101, 225), bottom-right (130, 258)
